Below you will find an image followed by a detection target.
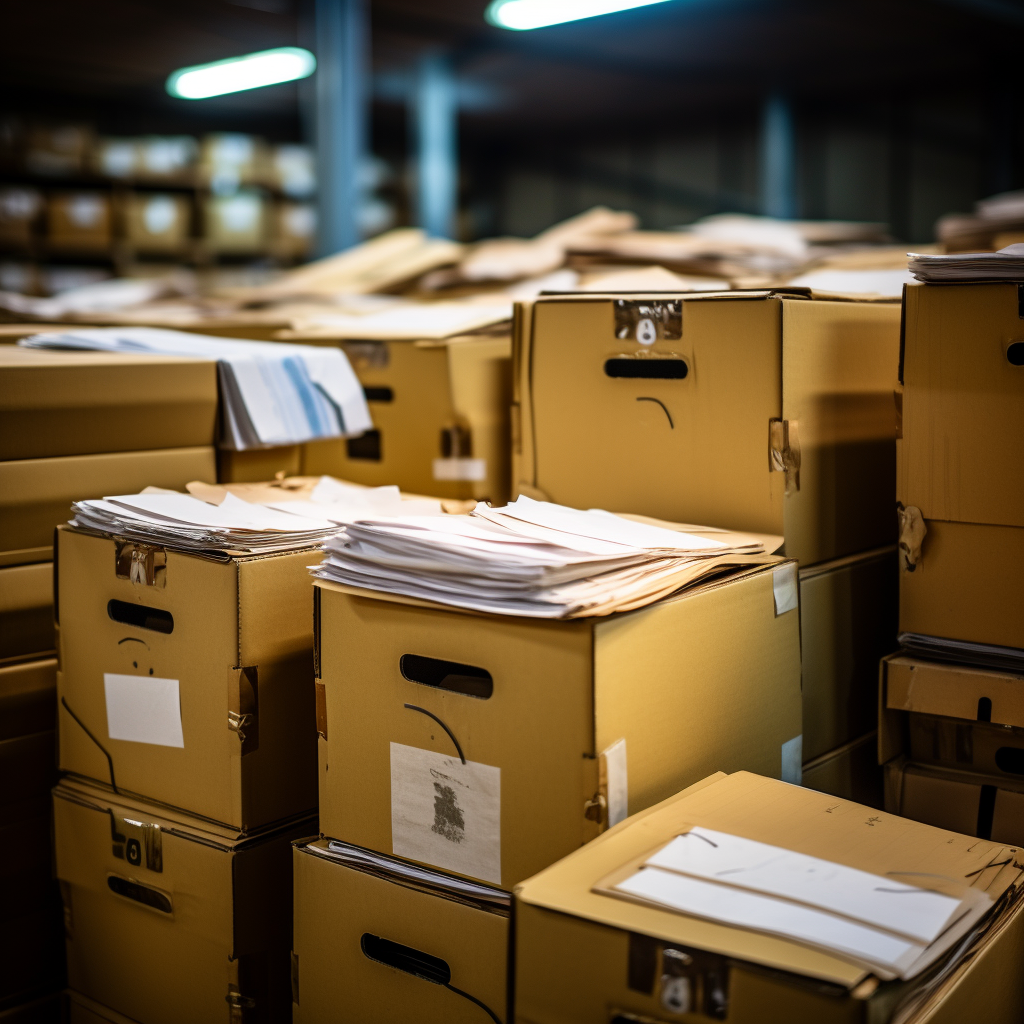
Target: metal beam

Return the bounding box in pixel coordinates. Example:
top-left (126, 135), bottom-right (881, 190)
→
top-left (760, 92), bottom-right (797, 219)
top-left (413, 52), bottom-right (459, 239)
top-left (314, 0), bottom-right (369, 255)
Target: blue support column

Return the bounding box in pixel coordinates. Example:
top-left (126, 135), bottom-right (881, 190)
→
top-left (414, 53), bottom-right (459, 239)
top-left (760, 92), bottom-right (797, 219)
top-left (314, 0), bottom-right (368, 256)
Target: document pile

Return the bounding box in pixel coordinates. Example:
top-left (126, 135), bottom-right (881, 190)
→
top-left (603, 827), bottom-right (1002, 982)
top-left (908, 243), bottom-right (1024, 282)
top-left (313, 495), bottom-right (767, 618)
top-left (20, 326), bottom-right (371, 449)
top-left (71, 491), bottom-right (343, 556)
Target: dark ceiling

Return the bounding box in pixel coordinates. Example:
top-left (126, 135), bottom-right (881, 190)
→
top-left (0, 0), bottom-right (1021, 141)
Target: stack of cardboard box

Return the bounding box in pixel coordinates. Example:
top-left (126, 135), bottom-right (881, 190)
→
top-left (512, 290), bottom-right (902, 805)
top-left (880, 282), bottom-right (1024, 846)
top-left (0, 348), bottom-right (218, 1015)
top-left (52, 513), bottom-right (325, 1022)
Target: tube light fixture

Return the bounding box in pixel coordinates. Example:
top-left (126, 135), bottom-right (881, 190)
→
top-left (166, 46), bottom-right (316, 100)
top-left (486, 0), bottom-right (674, 31)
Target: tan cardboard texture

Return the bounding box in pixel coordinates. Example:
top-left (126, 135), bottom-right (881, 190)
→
top-left (0, 561), bottom-right (55, 662)
top-left (1, 658), bottom-right (57, 821)
top-left (0, 446), bottom-right (217, 567)
top-left (0, 347), bottom-right (218, 460)
top-left (67, 991), bottom-right (143, 1024)
top-left (800, 546), bottom-right (897, 763)
top-left (514, 292), bottom-right (900, 567)
top-left (0, 656), bottom-right (56, 742)
top-left (301, 335), bottom-right (512, 504)
top-left (54, 778), bottom-right (309, 1024)
top-left (514, 771), bottom-right (1024, 1024)
top-left (315, 562), bottom-right (802, 889)
top-left (802, 731), bottom-right (883, 809)
top-left (57, 526), bottom-right (317, 829)
top-left (898, 283), bottom-right (1024, 649)
top-left (292, 840), bottom-right (509, 1024)
top-left (885, 759), bottom-right (1024, 848)
top-left (216, 444), bottom-right (302, 484)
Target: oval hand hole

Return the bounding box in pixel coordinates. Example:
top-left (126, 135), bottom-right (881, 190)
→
top-left (1007, 342), bottom-right (1024, 366)
top-left (107, 600), bottom-right (173, 634)
top-left (362, 386), bottom-right (394, 402)
top-left (360, 934), bottom-right (451, 985)
top-left (107, 876), bottom-right (172, 913)
top-left (400, 654), bottom-right (492, 699)
top-left (995, 746), bottom-right (1024, 775)
top-left (604, 358), bottom-right (688, 379)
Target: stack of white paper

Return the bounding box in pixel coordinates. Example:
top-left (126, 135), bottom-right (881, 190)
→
top-left (908, 243), bottom-right (1024, 282)
top-left (20, 326), bottom-right (372, 450)
top-left (258, 475), bottom-right (445, 524)
top-left (610, 827), bottom-right (992, 981)
top-left (72, 491), bottom-right (343, 555)
top-left (312, 495), bottom-right (765, 618)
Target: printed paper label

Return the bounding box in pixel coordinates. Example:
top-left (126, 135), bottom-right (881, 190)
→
top-left (602, 738), bottom-right (629, 828)
top-left (432, 457), bottom-right (487, 482)
top-left (772, 563), bottom-right (799, 616)
top-left (390, 741), bottom-right (501, 884)
top-left (104, 673), bottom-right (184, 748)
top-left (781, 734), bottom-right (803, 784)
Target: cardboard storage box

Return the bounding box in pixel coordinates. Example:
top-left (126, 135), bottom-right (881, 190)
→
top-left (123, 192), bottom-right (192, 253)
top-left (0, 562), bottom-right (54, 662)
top-left (203, 192), bottom-right (267, 253)
top-left (302, 336), bottom-right (512, 505)
top-left (66, 991), bottom-right (140, 1024)
top-left (513, 292), bottom-right (900, 567)
top-left (47, 192), bottom-right (112, 249)
top-left (898, 282), bottom-right (1024, 650)
top-left (800, 545), bottom-right (897, 762)
top-left (0, 348), bottom-right (218, 461)
top-left (1, 657), bottom-right (57, 811)
top-left (217, 444), bottom-right (302, 484)
top-left (314, 561), bottom-right (802, 889)
top-left (272, 201), bottom-right (316, 260)
top-left (514, 771), bottom-right (1024, 1024)
top-left (801, 730), bottom-right (883, 808)
top-left (0, 186), bottom-right (43, 247)
top-left (57, 525), bottom-right (318, 829)
top-left (0, 446), bottom-right (216, 566)
top-left (292, 839), bottom-right (509, 1024)
top-left (54, 777), bottom-right (310, 1024)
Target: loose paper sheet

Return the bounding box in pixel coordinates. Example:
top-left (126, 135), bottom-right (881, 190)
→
top-left (390, 742), bottom-right (501, 884)
top-left (603, 738), bottom-right (629, 828)
top-left (772, 563), bottom-right (799, 616)
top-left (104, 672), bottom-right (184, 748)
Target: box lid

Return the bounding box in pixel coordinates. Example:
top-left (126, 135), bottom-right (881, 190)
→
top-left (514, 771), bottom-right (1021, 989)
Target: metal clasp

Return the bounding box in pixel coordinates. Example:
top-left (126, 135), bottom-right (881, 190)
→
top-left (115, 541), bottom-right (167, 588)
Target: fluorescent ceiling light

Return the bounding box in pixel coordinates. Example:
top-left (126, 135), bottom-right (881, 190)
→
top-left (486, 0), bottom-right (674, 31)
top-left (166, 47), bottom-right (316, 100)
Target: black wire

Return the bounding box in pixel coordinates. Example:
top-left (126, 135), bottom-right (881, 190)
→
top-left (403, 704), bottom-right (466, 764)
top-left (444, 983), bottom-right (502, 1024)
top-left (61, 695), bottom-right (118, 791)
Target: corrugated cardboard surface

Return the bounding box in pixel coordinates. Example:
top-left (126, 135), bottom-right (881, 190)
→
top-left (292, 840), bottom-right (508, 1023)
top-left (54, 778), bottom-right (309, 1024)
top-left (898, 518), bottom-right (1024, 650)
top-left (514, 771), bottom-right (1024, 1024)
top-left (315, 563), bottom-right (801, 889)
top-left (900, 283), bottom-right (1024, 529)
top-left (0, 348), bottom-right (218, 460)
top-left (301, 336), bottom-right (512, 504)
top-left (800, 546), bottom-right (898, 762)
top-left (0, 657), bottom-right (56, 742)
top-left (57, 527), bottom-right (317, 829)
top-left (66, 991), bottom-right (142, 1024)
top-left (0, 561), bottom-right (54, 662)
top-left (516, 293), bottom-right (899, 567)
top-left (0, 446), bottom-right (217, 567)
top-left (216, 444), bottom-right (302, 484)
top-left (802, 731), bottom-right (883, 809)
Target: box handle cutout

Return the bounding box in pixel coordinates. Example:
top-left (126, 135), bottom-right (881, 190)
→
top-left (977, 785), bottom-right (997, 839)
top-left (107, 876), bottom-right (171, 914)
top-left (347, 429), bottom-right (382, 461)
top-left (61, 696), bottom-right (117, 791)
top-left (107, 600), bottom-right (173, 634)
top-left (1007, 342), bottom-right (1024, 366)
top-left (363, 386), bottom-right (394, 402)
top-left (605, 357), bottom-right (688, 379)
top-left (996, 748), bottom-right (1024, 775)
top-left (400, 654), bottom-right (492, 699)
top-left (403, 704), bottom-right (466, 764)
top-left (978, 697), bottom-right (993, 723)
top-left (359, 935), bottom-right (501, 1023)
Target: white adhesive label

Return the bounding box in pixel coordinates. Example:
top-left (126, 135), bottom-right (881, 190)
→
top-left (104, 673), bottom-right (184, 748)
top-left (432, 457), bottom-right (487, 482)
top-left (390, 742), bottom-right (501, 884)
top-left (772, 563), bottom-right (799, 616)
top-left (781, 734), bottom-right (803, 784)
top-left (603, 738), bottom-right (629, 828)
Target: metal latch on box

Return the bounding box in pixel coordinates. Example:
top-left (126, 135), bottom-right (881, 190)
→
top-left (614, 300), bottom-right (682, 344)
top-left (897, 504), bottom-right (927, 572)
top-left (110, 811), bottom-right (162, 872)
top-left (627, 934), bottom-right (730, 1020)
top-left (228, 668), bottom-right (259, 754)
top-left (115, 541), bottom-right (167, 588)
top-left (769, 418), bottom-right (801, 494)
top-left (226, 987), bottom-right (257, 1023)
